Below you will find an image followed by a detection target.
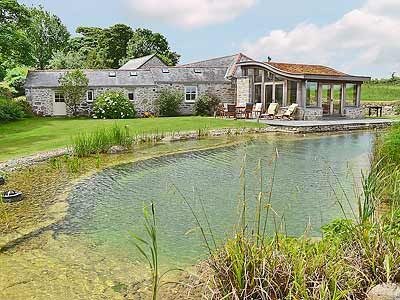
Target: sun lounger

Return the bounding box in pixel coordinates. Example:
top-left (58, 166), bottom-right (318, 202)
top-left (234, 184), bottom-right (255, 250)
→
top-left (283, 104), bottom-right (299, 119)
top-left (261, 103), bottom-right (279, 119)
top-left (252, 103), bottom-right (263, 118)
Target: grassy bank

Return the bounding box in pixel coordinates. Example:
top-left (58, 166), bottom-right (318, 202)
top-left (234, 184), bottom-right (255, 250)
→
top-left (0, 117), bottom-right (262, 161)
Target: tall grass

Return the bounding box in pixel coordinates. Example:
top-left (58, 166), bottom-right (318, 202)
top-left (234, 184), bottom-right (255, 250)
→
top-left (72, 124), bottom-right (132, 157)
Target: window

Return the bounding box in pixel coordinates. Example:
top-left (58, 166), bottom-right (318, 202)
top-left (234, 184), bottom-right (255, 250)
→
top-left (87, 90), bottom-right (94, 102)
top-left (287, 81), bottom-right (297, 105)
top-left (346, 83), bottom-right (357, 106)
top-left (162, 68), bottom-right (169, 73)
top-left (254, 84), bottom-right (262, 103)
top-left (128, 92), bottom-right (134, 101)
top-left (130, 71), bottom-right (137, 76)
top-left (54, 92), bottom-right (64, 102)
top-left (185, 86), bottom-right (198, 102)
top-left (275, 84), bottom-right (284, 106)
top-left (306, 82), bottom-right (318, 107)
top-left (194, 68), bottom-right (202, 74)
top-left (109, 71), bottom-right (116, 77)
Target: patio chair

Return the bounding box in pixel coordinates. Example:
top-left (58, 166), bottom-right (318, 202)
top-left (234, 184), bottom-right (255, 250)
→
top-left (280, 104), bottom-right (299, 120)
top-left (244, 103), bottom-right (253, 119)
top-left (261, 103), bottom-right (280, 119)
top-left (226, 104), bottom-right (236, 118)
top-left (252, 103), bottom-right (263, 118)
top-left (215, 103), bottom-right (225, 117)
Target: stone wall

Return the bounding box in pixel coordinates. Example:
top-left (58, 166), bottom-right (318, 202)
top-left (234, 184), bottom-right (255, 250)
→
top-left (236, 77), bottom-right (251, 105)
top-left (26, 88), bottom-right (54, 116)
top-left (362, 101), bottom-right (400, 117)
top-left (344, 107), bottom-right (363, 119)
top-left (159, 82), bottom-right (236, 115)
top-left (303, 107), bottom-right (323, 120)
top-left (26, 82), bottom-right (236, 117)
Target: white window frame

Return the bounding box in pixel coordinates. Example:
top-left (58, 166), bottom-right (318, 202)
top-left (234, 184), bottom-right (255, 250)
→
top-left (87, 90), bottom-right (94, 102)
top-left (128, 91), bottom-right (134, 101)
top-left (54, 91), bottom-right (65, 103)
top-left (184, 86), bottom-right (198, 103)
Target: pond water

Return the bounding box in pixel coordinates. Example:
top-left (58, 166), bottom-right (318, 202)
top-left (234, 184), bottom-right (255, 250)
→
top-left (57, 132), bottom-right (374, 266)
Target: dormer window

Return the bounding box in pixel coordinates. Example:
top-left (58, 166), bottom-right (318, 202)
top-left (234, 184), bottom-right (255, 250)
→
top-left (109, 71), bottom-right (116, 77)
top-left (194, 68), bottom-right (202, 74)
top-left (130, 71), bottom-right (137, 76)
top-left (162, 68), bottom-right (169, 73)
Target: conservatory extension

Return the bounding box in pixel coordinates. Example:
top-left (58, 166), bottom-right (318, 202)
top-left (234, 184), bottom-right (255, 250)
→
top-left (236, 60), bottom-right (370, 120)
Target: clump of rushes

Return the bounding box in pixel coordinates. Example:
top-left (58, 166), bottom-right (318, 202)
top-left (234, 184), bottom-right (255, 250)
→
top-left (72, 124), bottom-right (132, 157)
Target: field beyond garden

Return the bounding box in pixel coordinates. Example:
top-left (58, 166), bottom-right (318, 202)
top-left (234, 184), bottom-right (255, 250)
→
top-left (0, 117), bottom-right (262, 162)
top-left (362, 79), bottom-right (400, 102)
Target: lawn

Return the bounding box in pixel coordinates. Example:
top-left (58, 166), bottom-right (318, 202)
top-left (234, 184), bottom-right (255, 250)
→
top-left (0, 116), bottom-right (262, 162)
top-left (362, 84), bottom-right (400, 102)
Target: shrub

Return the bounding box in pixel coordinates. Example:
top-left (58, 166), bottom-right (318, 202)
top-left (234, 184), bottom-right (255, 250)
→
top-left (194, 93), bottom-right (220, 116)
top-left (0, 82), bottom-right (16, 99)
top-left (156, 89), bottom-right (183, 117)
top-left (93, 91), bottom-right (136, 119)
top-left (0, 98), bottom-right (25, 121)
top-left (14, 96), bottom-right (33, 117)
top-left (4, 66), bottom-right (29, 97)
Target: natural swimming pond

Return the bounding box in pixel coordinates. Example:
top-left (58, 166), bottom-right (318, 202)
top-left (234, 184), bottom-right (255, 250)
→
top-left (57, 132), bottom-right (373, 266)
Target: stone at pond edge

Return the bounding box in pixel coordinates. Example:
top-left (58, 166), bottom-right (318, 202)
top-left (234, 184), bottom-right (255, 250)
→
top-left (368, 284), bottom-right (400, 300)
top-left (107, 145), bottom-right (127, 154)
top-left (0, 176), bottom-right (5, 185)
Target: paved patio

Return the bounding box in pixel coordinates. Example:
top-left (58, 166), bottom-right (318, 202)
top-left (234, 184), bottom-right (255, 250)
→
top-left (247, 118), bottom-right (393, 133)
top-left (256, 118), bottom-right (393, 127)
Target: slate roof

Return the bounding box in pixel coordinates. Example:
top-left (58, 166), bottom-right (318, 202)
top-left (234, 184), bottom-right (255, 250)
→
top-left (119, 54), bottom-right (166, 70)
top-left (267, 62), bottom-right (348, 76)
top-left (179, 54), bottom-right (239, 68)
top-left (150, 67), bottom-right (230, 83)
top-left (25, 70), bottom-right (156, 88)
top-left (25, 67), bottom-right (230, 88)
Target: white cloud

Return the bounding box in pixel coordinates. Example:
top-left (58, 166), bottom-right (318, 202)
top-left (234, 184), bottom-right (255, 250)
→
top-left (242, 0), bottom-right (400, 77)
top-left (125, 0), bottom-right (256, 28)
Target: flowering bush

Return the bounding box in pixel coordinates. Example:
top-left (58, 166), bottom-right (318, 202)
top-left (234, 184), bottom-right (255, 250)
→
top-left (93, 91), bottom-right (136, 119)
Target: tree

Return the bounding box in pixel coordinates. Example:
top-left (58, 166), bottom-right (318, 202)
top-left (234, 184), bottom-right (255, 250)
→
top-left (126, 28), bottom-right (180, 66)
top-left (58, 70), bottom-right (88, 116)
top-left (49, 51), bottom-right (87, 70)
top-left (28, 6), bottom-right (70, 69)
top-left (0, 0), bottom-right (31, 79)
top-left (4, 65), bottom-right (29, 96)
top-left (98, 24), bottom-right (134, 68)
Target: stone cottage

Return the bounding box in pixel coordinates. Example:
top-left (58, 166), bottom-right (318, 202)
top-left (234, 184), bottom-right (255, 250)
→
top-left (25, 53), bottom-right (370, 120)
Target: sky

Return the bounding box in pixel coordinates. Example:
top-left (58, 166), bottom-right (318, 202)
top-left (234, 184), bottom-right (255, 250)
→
top-left (19, 0), bottom-right (400, 78)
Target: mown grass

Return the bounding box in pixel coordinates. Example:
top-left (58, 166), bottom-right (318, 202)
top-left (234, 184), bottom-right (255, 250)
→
top-left (0, 117), bottom-right (263, 161)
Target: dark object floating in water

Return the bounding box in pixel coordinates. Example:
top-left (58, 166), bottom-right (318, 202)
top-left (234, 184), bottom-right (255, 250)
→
top-left (0, 176), bottom-right (5, 185)
top-left (2, 190), bottom-right (23, 203)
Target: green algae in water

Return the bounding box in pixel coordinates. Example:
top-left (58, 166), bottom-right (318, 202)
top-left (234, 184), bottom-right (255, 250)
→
top-left (60, 132), bottom-right (373, 267)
